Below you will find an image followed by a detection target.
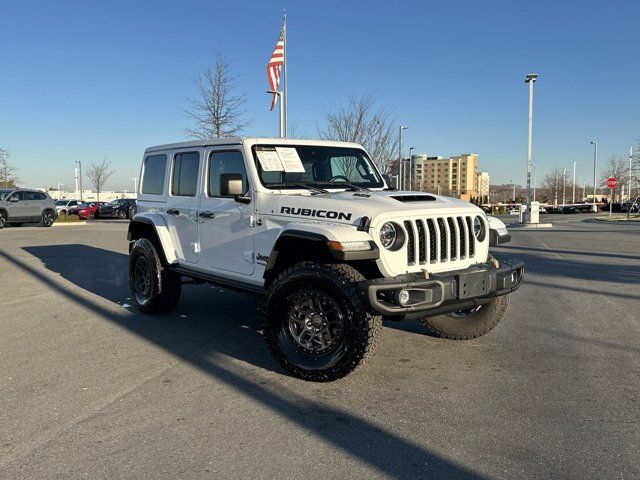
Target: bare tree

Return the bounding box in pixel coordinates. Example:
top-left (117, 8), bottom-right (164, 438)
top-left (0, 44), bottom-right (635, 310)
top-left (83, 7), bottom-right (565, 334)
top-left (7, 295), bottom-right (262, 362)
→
top-left (0, 148), bottom-right (18, 189)
top-left (601, 156), bottom-right (629, 202)
top-left (184, 51), bottom-right (251, 139)
top-left (87, 158), bottom-right (115, 202)
top-left (540, 168), bottom-right (572, 205)
top-left (318, 93), bottom-right (399, 174)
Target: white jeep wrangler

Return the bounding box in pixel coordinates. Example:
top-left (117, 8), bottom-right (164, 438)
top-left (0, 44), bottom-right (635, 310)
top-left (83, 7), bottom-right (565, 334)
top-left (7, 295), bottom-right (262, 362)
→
top-left (128, 137), bottom-right (522, 381)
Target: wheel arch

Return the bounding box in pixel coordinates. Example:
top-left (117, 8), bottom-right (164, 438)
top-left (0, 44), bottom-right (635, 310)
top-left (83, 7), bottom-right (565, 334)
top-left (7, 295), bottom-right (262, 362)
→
top-left (263, 230), bottom-right (381, 287)
top-left (127, 214), bottom-right (177, 265)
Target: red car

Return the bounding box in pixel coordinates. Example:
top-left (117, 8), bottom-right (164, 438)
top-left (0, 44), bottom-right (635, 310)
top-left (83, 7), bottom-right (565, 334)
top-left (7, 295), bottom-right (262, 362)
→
top-left (68, 202), bottom-right (108, 220)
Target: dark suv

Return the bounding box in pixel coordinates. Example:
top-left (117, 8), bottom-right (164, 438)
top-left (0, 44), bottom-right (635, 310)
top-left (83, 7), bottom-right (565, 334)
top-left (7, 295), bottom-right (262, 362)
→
top-left (0, 189), bottom-right (57, 228)
top-left (98, 198), bottom-right (137, 219)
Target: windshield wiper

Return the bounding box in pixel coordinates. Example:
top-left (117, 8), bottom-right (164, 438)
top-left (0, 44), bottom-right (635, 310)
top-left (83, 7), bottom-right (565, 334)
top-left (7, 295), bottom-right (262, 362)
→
top-left (315, 182), bottom-right (370, 192)
top-left (268, 183), bottom-right (329, 194)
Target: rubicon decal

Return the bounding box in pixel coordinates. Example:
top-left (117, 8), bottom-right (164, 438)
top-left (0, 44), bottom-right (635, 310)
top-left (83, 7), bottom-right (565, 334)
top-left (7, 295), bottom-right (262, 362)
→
top-left (280, 206), bottom-right (352, 221)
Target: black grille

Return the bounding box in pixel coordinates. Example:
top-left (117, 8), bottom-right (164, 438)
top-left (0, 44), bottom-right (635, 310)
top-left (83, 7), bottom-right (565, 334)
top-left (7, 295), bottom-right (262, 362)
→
top-left (456, 217), bottom-right (467, 258)
top-left (416, 220), bottom-right (426, 264)
top-left (437, 218), bottom-right (447, 261)
top-left (465, 217), bottom-right (475, 257)
top-left (427, 219), bottom-right (437, 262)
top-left (404, 221), bottom-right (415, 265)
top-left (447, 217), bottom-right (457, 260)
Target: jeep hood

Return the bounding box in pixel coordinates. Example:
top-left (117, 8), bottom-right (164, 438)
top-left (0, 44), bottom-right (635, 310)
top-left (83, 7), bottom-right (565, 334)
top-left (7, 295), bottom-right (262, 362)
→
top-left (268, 190), bottom-right (484, 225)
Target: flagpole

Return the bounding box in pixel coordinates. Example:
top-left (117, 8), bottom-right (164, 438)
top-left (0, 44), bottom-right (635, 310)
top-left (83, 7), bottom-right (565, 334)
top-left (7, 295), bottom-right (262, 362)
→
top-left (282, 9), bottom-right (288, 137)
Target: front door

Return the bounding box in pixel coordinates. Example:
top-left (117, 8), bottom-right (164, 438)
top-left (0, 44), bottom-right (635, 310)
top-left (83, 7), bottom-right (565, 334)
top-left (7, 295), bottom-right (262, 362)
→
top-left (198, 149), bottom-right (255, 276)
top-left (164, 149), bottom-right (203, 264)
top-left (8, 191), bottom-right (28, 219)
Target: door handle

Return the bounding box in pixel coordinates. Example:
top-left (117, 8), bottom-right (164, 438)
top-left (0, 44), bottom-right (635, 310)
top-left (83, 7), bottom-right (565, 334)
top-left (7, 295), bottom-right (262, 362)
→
top-left (166, 208), bottom-right (180, 216)
top-left (198, 211), bottom-right (215, 219)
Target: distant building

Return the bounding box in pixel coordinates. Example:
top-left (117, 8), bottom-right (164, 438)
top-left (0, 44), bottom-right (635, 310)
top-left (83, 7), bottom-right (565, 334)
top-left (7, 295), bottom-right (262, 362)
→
top-left (477, 172), bottom-right (490, 202)
top-left (412, 153), bottom-right (479, 201)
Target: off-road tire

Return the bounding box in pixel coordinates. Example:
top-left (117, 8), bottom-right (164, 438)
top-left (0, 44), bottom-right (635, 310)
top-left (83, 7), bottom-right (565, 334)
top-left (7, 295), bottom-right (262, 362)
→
top-left (0, 211), bottom-right (6, 229)
top-left (41, 210), bottom-right (55, 227)
top-left (129, 238), bottom-right (181, 314)
top-left (263, 262), bottom-right (382, 382)
top-left (10, 222), bottom-right (23, 227)
top-left (420, 295), bottom-right (510, 340)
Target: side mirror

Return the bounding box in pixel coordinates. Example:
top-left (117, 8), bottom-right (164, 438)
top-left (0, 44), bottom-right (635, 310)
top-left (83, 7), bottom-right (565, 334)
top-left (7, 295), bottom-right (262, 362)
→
top-left (220, 174), bottom-right (249, 202)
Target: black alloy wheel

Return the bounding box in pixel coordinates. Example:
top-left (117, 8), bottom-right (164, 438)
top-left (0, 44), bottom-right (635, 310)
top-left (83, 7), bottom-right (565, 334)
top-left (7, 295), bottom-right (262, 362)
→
top-left (41, 211), bottom-right (55, 227)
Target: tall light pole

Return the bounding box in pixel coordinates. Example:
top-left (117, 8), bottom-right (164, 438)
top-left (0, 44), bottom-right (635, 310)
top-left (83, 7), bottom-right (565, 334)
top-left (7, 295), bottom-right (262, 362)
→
top-left (408, 147), bottom-right (415, 190)
top-left (590, 141), bottom-right (597, 209)
top-left (398, 125), bottom-right (408, 190)
top-left (582, 179), bottom-right (586, 200)
top-left (630, 146), bottom-right (634, 199)
top-left (572, 161), bottom-right (581, 203)
top-left (532, 163), bottom-right (537, 201)
top-left (75, 160), bottom-right (83, 201)
top-left (524, 74), bottom-right (538, 209)
top-left (562, 168), bottom-right (568, 205)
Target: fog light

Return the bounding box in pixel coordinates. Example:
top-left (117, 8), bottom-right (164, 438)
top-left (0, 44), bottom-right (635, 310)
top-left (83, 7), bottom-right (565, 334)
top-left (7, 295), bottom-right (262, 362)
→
top-left (398, 289), bottom-right (410, 306)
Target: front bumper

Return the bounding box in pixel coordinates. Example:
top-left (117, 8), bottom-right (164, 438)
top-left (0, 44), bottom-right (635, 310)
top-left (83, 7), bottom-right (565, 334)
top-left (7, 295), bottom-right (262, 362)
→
top-left (358, 259), bottom-right (524, 317)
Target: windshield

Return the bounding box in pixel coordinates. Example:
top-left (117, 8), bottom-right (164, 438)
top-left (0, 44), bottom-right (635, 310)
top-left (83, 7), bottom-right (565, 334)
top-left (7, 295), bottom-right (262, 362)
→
top-left (0, 190), bottom-right (13, 200)
top-left (109, 199), bottom-right (122, 205)
top-left (55, 200), bottom-right (68, 206)
top-left (253, 145), bottom-right (384, 190)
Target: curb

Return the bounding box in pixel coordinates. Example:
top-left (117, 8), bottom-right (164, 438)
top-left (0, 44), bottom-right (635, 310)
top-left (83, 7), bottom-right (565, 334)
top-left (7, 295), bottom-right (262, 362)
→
top-left (508, 223), bottom-right (553, 229)
top-left (52, 222), bottom-right (87, 227)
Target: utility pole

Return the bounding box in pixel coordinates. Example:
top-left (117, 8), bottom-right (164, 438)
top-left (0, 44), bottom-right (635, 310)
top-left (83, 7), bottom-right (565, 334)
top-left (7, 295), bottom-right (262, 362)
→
top-left (572, 161), bottom-right (581, 203)
top-left (582, 180), bottom-right (586, 200)
top-left (562, 168), bottom-right (567, 205)
top-left (524, 74), bottom-right (538, 221)
top-left (408, 147), bottom-right (415, 191)
top-left (132, 177), bottom-right (138, 194)
top-left (590, 141), bottom-right (598, 210)
top-left (630, 146), bottom-right (634, 199)
top-left (532, 163), bottom-right (537, 201)
top-left (398, 126), bottom-right (408, 190)
top-left (75, 160), bottom-right (83, 201)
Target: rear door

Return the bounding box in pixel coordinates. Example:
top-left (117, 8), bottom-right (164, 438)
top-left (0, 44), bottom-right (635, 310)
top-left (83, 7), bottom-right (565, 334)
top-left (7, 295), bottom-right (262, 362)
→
top-left (164, 149), bottom-right (203, 264)
top-left (8, 191), bottom-right (27, 219)
top-left (198, 148), bottom-right (255, 275)
top-left (25, 191), bottom-right (45, 218)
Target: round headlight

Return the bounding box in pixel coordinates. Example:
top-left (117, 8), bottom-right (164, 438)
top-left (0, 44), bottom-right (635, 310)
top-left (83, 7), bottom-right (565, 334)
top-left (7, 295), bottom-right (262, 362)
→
top-left (379, 222), bottom-right (405, 250)
top-left (379, 222), bottom-right (397, 249)
top-left (473, 216), bottom-right (486, 241)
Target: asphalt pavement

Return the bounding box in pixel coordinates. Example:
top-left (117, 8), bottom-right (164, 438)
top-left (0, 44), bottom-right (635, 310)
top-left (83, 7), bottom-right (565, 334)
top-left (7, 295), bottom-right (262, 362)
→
top-left (0, 215), bottom-right (638, 479)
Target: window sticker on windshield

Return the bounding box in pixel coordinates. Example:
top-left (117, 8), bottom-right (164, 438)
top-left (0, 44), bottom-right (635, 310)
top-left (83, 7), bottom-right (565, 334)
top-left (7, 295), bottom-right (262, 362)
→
top-left (256, 149), bottom-right (284, 171)
top-left (275, 147), bottom-right (305, 173)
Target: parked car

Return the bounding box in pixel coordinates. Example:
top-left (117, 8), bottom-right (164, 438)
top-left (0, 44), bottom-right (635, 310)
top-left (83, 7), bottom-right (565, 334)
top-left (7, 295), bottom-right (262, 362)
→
top-left (98, 198), bottom-right (137, 219)
top-left (508, 208), bottom-right (519, 215)
top-left (0, 188), bottom-right (57, 228)
top-left (538, 206), bottom-right (547, 214)
top-left (55, 199), bottom-right (82, 215)
top-left (68, 201), bottom-right (108, 220)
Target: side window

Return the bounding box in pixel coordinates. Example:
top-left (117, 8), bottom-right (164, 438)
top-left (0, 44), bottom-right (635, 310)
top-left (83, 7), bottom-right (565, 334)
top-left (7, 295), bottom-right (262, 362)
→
top-left (171, 152), bottom-right (200, 197)
top-left (26, 192), bottom-right (41, 201)
top-left (10, 192), bottom-right (24, 201)
top-left (208, 151), bottom-right (248, 197)
top-left (37, 192), bottom-right (47, 200)
top-left (141, 154), bottom-right (167, 195)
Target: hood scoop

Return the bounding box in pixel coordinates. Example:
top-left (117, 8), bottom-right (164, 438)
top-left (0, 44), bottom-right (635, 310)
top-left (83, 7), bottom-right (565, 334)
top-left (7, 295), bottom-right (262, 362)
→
top-left (390, 194), bottom-right (436, 203)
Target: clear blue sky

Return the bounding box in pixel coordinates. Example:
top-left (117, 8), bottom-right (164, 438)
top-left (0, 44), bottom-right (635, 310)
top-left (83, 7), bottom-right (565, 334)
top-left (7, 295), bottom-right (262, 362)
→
top-left (1, 0), bottom-right (638, 190)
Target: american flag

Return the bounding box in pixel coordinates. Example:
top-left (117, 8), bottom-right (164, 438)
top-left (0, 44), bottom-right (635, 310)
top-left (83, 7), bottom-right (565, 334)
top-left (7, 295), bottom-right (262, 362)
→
top-left (266, 27), bottom-right (285, 111)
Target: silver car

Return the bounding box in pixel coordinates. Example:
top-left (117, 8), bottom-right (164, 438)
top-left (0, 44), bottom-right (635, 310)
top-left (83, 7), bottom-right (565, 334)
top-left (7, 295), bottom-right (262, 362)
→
top-left (0, 189), bottom-right (57, 229)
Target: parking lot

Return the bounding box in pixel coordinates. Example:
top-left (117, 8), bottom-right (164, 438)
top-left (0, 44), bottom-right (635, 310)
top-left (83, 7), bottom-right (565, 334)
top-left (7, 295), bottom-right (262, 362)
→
top-left (0, 215), bottom-right (638, 479)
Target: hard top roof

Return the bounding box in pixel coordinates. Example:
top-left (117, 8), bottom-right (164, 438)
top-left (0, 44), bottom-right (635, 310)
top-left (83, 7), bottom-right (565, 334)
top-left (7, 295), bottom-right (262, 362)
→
top-left (144, 137), bottom-right (364, 153)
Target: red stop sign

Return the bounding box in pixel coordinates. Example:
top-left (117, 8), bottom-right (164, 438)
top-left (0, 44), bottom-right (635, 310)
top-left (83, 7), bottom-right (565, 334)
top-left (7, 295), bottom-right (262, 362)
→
top-left (607, 177), bottom-right (618, 189)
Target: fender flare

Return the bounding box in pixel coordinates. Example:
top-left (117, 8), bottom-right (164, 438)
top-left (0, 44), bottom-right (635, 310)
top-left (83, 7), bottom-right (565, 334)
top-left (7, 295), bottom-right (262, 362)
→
top-left (127, 213), bottom-right (178, 264)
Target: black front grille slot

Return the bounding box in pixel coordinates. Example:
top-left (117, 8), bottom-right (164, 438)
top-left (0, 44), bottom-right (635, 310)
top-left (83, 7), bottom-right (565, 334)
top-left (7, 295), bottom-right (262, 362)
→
top-left (457, 217), bottom-right (466, 258)
top-left (447, 217), bottom-right (457, 260)
top-left (437, 218), bottom-right (447, 261)
top-left (465, 216), bottom-right (475, 257)
top-left (404, 221), bottom-right (415, 265)
top-left (427, 219), bottom-right (437, 262)
top-left (416, 220), bottom-right (426, 264)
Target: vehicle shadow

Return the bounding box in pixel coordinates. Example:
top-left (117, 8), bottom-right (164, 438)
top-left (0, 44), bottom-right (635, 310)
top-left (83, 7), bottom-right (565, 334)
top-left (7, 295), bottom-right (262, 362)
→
top-left (6, 244), bottom-right (485, 479)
